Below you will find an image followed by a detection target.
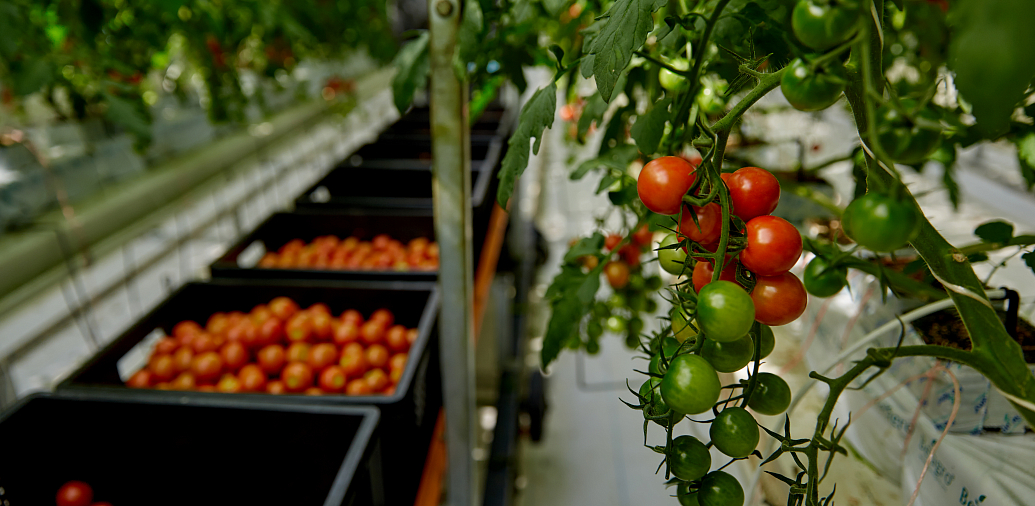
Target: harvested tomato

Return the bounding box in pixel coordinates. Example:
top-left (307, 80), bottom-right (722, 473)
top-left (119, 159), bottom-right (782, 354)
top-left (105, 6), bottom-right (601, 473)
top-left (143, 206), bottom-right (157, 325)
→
top-left (173, 320), bottom-right (203, 339)
top-left (281, 362), bottom-right (314, 392)
top-left (310, 311), bottom-right (334, 341)
top-left (127, 370), bottom-right (152, 389)
top-left (266, 380), bottom-right (286, 394)
top-left (346, 378), bottom-right (373, 395)
top-left (268, 296), bottom-right (300, 320)
top-left (154, 337), bottom-right (179, 355)
top-left (739, 216), bottom-right (802, 276)
top-left (366, 344), bottom-right (390, 370)
top-left (56, 480), bottom-right (93, 506)
top-left (333, 320), bottom-right (361, 346)
top-left (219, 342), bottom-right (249, 372)
top-left (385, 325), bottom-right (410, 353)
top-left (286, 342), bottom-right (311, 363)
top-left (339, 349), bottom-right (369, 378)
top-left (360, 320), bottom-right (387, 345)
top-left (256, 344), bottom-right (286, 374)
top-left (191, 351), bottom-right (224, 383)
top-left (191, 333), bottom-right (219, 354)
top-left (751, 272), bottom-right (808, 326)
top-left (238, 364), bottom-right (267, 392)
top-left (319, 365), bottom-right (348, 392)
top-left (370, 308), bottom-right (395, 327)
top-left (257, 318), bottom-right (284, 347)
top-left (217, 373), bottom-right (243, 393)
top-left (365, 368), bottom-right (390, 392)
top-left (308, 343), bottom-right (339, 371)
top-left (150, 354), bottom-right (176, 382)
top-left (341, 309), bottom-right (364, 326)
top-left (172, 347), bottom-right (194, 374)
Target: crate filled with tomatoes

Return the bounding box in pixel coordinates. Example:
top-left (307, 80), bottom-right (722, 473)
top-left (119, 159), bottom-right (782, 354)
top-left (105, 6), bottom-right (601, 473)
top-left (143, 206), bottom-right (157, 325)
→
top-left (209, 212), bottom-right (439, 282)
top-left (57, 279), bottom-right (440, 505)
top-left (0, 393), bottom-right (383, 506)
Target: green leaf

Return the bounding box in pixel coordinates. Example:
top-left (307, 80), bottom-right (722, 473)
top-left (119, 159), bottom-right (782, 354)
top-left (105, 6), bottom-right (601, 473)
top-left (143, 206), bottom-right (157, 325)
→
top-left (948, 0), bottom-right (1035, 135)
top-left (497, 82), bottom-right (558, 206)
top-left (12, 59), bottom-right (53, 96)
top-left (631, 97), bottom-right (671, 155)
top-left (1014, 133), bottom-right (1035, 191)
top-left (391, 32), bottom-right (430, 114)
top-left (967, 252), bottom-right (989, 263)
top-left (103, 94), bottom-right (151, 141)
top-left (1022, 251), bottom-right (1035, 277)
top-left (609, 178), bottom-right (639, 205)
top-left (542, 293), bottom-right (583, 366)
top-left (931, 143), bottom-right (961, 210)
top-left (577, 93), bottom-right (608, 139)
top-left (453, 0), bottom-right (484, 78)
top-left (596, 172), bottom-right (620, 194)
top-left (563, 233), bottom-right (605, 263)
top-left (586, 0), bottom-right (668, 102)
top-left (974, 221), bottom-right (1014, 245)
top-left (571, 144), bottom-right (640, 180)
top-left (541, 261), bottom-right (605, 366)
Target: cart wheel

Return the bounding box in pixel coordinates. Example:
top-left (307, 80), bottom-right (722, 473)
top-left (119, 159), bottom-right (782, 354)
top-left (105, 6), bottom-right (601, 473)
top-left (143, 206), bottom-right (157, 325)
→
top-left (527, 369), bottom-right (547, 443)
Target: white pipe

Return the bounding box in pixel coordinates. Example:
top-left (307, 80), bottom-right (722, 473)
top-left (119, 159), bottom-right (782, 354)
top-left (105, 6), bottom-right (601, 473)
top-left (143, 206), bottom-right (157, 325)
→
top-left (745, 289), bottom-right (1005, 505)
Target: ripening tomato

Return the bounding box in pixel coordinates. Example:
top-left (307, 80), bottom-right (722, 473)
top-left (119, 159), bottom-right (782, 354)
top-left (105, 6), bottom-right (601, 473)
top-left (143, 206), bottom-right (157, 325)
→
top-left (370, 308), bottom-right (395, 327)
top-left (604, 233), bottom-right (622, 251)
top-left (56, 481), bottom-right (93, 506)
top-left (127, 369), bottom-right (152, 388)
top-left (286, 342), bottom-right (311, 363)
top-left (406, 328), bottom-right (419, 346)
top-left (618, 244), bottom-right (642, 267)
top-left (637, 156), bottom-right (698, 215)
top-left (339, 349), bottom-right (368, 378)
top-left (191, 352), bottom-right (224, 383)
top-left (333, 320), bottom-right (361, 346)
top-left (171, 372), bottom-right (197, 391)
top-left (268, 297), bottom-right (299, 321)
top-left (257, 344), bottom-right (286, 374)
top-left (692, 258), bottom-right (738, 293)
top-left (751, 272), bottom-right (808, 326)
top-left (739, 216), bottom-right (802, 276)
top-left (385, 325), bottom-right (410, 353)
top-left (365, 369), bottom-right (390, 392)
top-left (341, 309), bottom-right (364, 326)
top-left (266, 380), bottom-right (286, 394)
top-left (191, 333), bottom-right (219, 354)
top-left (154, 337), bottom-right (179, 356)
top-left (173, 320), bottom-right (203, 339)
top-left (604, 261), bottom-right (630, 289)
top-left (366, 344), bottom-right (390, 370)
top-left (389, 353), bottom-right (408, 373)
top-left (219, 342), bottom-right (249, 372)
top-left (281, 362), bottom-right (314, 392)
top-left (285, 313), bottom-right (313, 343)
top-left (310, 311), bottom-right (333, 341)
top-left (678, 203), bottom-right (722, 245)
top-left (725, 167), bottom-right (780, 222)
top-left (172, 347), bottom-right (194, 374)
top-left (346, 378), bottom-right (373, 395)
top-left (360, 320), bottom-right (387, 345)
top-left (319, 365), bottom-right (348, 392)
top-left (150, 354), bottom-right (176, 382)
top-left (631, 224), bottom-right (653, 247)
top-left (238, 364), bottom-right (267, 392)
top-left (217, 373), bottom-right (243, 393)
top-left (308, 343), bottom-right (339, 371)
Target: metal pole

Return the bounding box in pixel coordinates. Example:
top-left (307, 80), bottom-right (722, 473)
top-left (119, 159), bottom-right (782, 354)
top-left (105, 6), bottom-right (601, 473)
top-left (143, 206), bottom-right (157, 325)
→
top-left (428, 0), bottom-right (476, 504)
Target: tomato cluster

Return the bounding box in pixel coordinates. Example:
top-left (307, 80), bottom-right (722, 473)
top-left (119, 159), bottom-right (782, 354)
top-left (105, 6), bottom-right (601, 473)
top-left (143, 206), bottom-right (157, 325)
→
top-left (257, 234), bottom-right (439, 271)
top-left (56, 481), bottom-right (109, 506)
top-left (125, 297), bottom-right (416, 396)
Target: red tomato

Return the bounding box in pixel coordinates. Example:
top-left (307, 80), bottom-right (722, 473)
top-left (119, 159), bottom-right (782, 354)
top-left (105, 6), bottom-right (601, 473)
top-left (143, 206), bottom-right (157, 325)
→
top-left (618, 244), bottom-right (641, 267)
top-left (308, 343), bottom-right (339, 371)
top-left (384, 325), bottom-right (410, 353)
top-left (250, 304), bottom-right (273, 324)
top-left (726, 167), bottom-right (780, 222)
top-left (637, 156), bottom-right (698, 215)
top-left (56, 480), bottom-right (93, 506)
top-left (172, 347), bottom-right (194, 374)
top-left (266, 380), bottom-right (286, 394)
top-left (751, 272), bottom-right (808, 326)
top-left (631, 224), bottom-right (653, 247)
top-left (305, 386), bottom-right (324, 395)
top-left (207, 313), bottom-right (230, 336)
top-left (257, 344), bottom-right (286, 374)
top-left (739, 216), bottom-right (803, 276)
top-left (258, 318), bottom-right (284, 347)
top-left (604, 234), bottom-right (622, 251)
top-left (149, 354), bottom-right (176, 382)
top-left (308, 303), bottom-right (332, 315)
top-left (346, 378), bottom-right (372, 395)
top-left (127, 369), bottom-right (152, 388)
top-left (678, 203), bottom-right (722, 245)
top-left (365, 369), bottom-right (390, 392)
top-left (191, 333), bottom-right (219, 354)
top-left (339, 349), bottom-right (368, 378)
top-left (91, 502), bottom-right (114, 506)
top-left (389, 353), bottom-right (408, 376)
top-left (154, 337), bottom-right (179, 356)
top-left (370, 308), bottom-right (395, 327)
top-left (281, 362), bottom-right (314, 392)
top-left (366, 344), bottom-right (390, 370)
top-left (341, 309), bottom-right (364, 327)
top-left (285, 313), bottom-right (313, 342)
top-left (319, 365), bottom-right (348, 392)
top-left (191, 351), bottom-right (224, 383)
top-left (310, 311), bottom-right (333, 341)
top-left (406, 328), bottom-right (419, 345)
top-left (219, 342), bottom-right (249, 372)
top-left (268, 296), bottom-right (300, 321)
top-left (360, 320), bottom-right (386, 345)
top-left (286, 342), bottom-right (311, 363)
top-left (217, 373), bottom-right (243, 393)
top-left (173, 320), bottom-right (203, 339)
top-left (692, 259), bottom-right (739, 293)
top-left (390, 367), bottom-right (404, 384)
top-left (171, 372), bottom-right (197, 391)
top-left (334, 320), bottom-right (361, 346)
top-left (238, 364), bottom-right (267, 392)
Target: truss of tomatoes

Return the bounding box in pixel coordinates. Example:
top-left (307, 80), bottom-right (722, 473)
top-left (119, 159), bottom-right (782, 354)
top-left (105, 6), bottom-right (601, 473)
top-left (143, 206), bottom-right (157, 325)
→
top-left (257, 234), bottom-right (439, 271)
top-left (639, 156), bottom-right (808, 327)
top-left (125, 297), bottom-right (417, 396)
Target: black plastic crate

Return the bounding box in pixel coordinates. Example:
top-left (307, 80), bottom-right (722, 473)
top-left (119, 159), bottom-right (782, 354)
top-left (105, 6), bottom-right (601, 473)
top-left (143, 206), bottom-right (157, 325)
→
top-left (57, 279), bottom-right (441, 506)
top-left (0, 392), bottom-right (382, 506)
top-left (209, 212), bottom-right (438, 282)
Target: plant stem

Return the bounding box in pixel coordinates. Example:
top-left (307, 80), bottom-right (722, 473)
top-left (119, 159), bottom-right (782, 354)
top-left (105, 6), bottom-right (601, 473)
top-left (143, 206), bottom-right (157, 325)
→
top-left (710, 68), bottom-right (786, 133)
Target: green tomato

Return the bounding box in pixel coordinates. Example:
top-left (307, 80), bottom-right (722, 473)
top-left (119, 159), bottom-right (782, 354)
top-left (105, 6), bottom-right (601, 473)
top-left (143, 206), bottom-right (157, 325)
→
top-left (669, 435), bottom-right (712, 482)
top-left (585, 339), bottom-right (601, 355)
top-left (696, 281), bottom-right (755, 343)
top-left (755, 324), bottom-right (775, 360)
top-left (628, 316), bottom-right (645, 337)
top-left (697, 471), bottom-right (745, 506)
top-left (791, 0), bottom-right (860, 51)
top-left (659, 58), bottom-right (690, 92)
top-left (593, 301), bottom-right (610, 318)
top-left (645, 298), bottom-right (659, 314)
top-left (803, 256), bottom-right (848, 297)
top-left (659, 233), bottom-right (689, 275)
top-left (780, 58), bottom-right (847, 112)
top-left (628, 292), bottom-right (648, 312)
top-left (698, 76), bottom-right (727, 116)
top-left (677, 481), bottom-right (701, 506)
top-left (607, 293), bottom-right (626, 309)
top-left (640, 377), bottom-right (684, 427)
top-left (625, 334), bottom-right (641, 349)
top-left (671, 309), bottom-right (699, 343)
top-left (606, 315), bottom-right (627, 334)
top-left (587, 318), bottom-right (604, 339)
top-left (661, 354), bottom-right (721, 415)
top-left (842, 193), bottom-right (920, 252)
top-left (747, 372), bottom-right (792, 416)
top-left (875, 101), bottom-right (941, 164)
top-left (645, 275), bottom-right (664, 290)
top-left (709, 407), bottom-right (760, 459)
top-left (649, 337), bottom-right (684, 375)
top-left (702, 335), bottom-right (755, 373)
